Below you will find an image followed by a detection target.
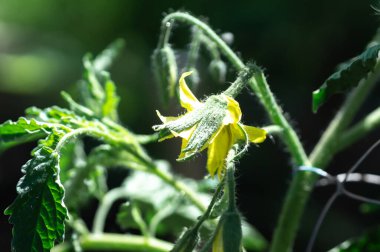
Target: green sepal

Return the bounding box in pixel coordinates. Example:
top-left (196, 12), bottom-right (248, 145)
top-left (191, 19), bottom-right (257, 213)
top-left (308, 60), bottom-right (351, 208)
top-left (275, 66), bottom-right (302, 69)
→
top-left (312, 44), bottom-right (380, 113)
top-left (182, 95), bottom-right (227, 153)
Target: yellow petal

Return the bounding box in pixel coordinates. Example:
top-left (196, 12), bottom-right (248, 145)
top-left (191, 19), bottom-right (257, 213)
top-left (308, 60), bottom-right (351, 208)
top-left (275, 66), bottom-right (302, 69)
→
top-left (177, 126), bottom-right (197, 159)
top-left (178, 138), bottom-right (189, 159)
top-left (179, 72), bottom-right (201, 111)
top-left (242, 125), bottom-right (267, 143)
top-left (207, 127), bottom-right (233, 179)
top-left (212, 226), bottom-right (224, 252)
top-left (222, 95), bottom-right (242, 125)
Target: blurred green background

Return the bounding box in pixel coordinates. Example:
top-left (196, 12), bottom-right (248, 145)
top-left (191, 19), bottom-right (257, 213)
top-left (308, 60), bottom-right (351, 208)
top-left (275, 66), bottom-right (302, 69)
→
top-left (1, 0), bottom-right (380, 251)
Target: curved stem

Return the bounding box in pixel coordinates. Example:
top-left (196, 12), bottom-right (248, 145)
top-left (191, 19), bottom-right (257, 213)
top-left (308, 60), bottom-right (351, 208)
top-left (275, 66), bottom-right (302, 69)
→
top-left (151, 165), bottom-right (207, 212)
top-left (162, 12), bottom-right (244, 70)
top-left (309, 64), bottom-right (380, 168)
top-left (185, 27), bottom-right (202, 70)
top-left (162, 11), bottom-right (309, 166)
top-left (249, 71), bottom-right (310, 166)
top-left (157, 20), bottom-right (173, 49)
top-left (161, 12), bottom-right (310, 252)
top-left (338, 106), bottom-right (380, 152)
top-left (270, 67), bottom-right (380, 252)
top-left (52, 233), bottom-right (173, 252)
top-left (160, 12), bottom-right (380, 251)
top-left (92, 187), bottom-right (128, 234)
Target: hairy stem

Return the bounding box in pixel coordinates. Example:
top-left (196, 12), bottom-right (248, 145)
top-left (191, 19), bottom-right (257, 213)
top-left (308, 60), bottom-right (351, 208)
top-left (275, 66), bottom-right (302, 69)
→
top-left (337, 106), bottom-right (380, 152)
top-left (162, 11), bottom-right (309, 165)
top-left (249, 72), bottom-right (310, 165)
top-left (161, 12), bottom-right (310, 251)
top-left (92, 187), bottom-right (128, 234)
top-left (160, 12), bottom-right (380, 251)
top-left (309, 65), bottom-right (380, 167)
top-left (52, 233), bottom-right (173, 252)
top-left (270, 64), bottom-right (380, 252)
top-left (151, 165), bottom-right (207, 212)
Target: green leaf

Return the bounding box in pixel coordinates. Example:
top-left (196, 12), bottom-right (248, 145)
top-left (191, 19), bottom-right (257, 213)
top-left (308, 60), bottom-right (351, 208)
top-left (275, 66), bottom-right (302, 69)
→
top-left (117, 163), bottom-right (209, 236)
top-left (0, 117), bottom-right (49, 153)
top-left (102, 74), bottom-right (120, 121)
top-left (4, 131), bottom-right (68, 252)
top-left (329, 226), bottom-right (380, 251)
top-left (93, 39), bottom-right (125, 72)
top-left (312, 44), bottom-right (380, 112)
top-left (78, 39), bottom-right (124, 120)
top-left (360, 202), bottom-right (380, 214)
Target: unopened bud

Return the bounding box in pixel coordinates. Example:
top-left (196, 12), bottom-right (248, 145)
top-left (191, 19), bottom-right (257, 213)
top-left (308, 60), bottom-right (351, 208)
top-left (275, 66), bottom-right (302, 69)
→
top-left (152, 45), bottom-right (178, 104)
top-left (209, 60), bottom-right (227, 83)
top-left (171, 227), bottom-right (199, 252)
top-left (184, 68), bottom-right (200, 90)
top-left (212, 210), bottom-right (242, 252)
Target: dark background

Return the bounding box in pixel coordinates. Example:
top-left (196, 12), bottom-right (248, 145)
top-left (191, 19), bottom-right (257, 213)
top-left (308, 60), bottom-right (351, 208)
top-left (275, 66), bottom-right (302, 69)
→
top-left (1, 0), bottom-right (380, 251)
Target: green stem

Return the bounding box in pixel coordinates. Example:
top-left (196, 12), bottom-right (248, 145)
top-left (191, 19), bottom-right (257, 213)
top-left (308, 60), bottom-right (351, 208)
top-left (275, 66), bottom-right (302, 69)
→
top-left (200, 34), bottom-right (221, 59)
top-left (262, 125), bottom-right (284, 136)
top-left (226, 149), bottom-right (237, 211)
top-left (162, 12), bottom-right (309, 166)
top-left (249, 71), bottom-right (310, 166)
top-left (161, 12), bottom-right (311, 251)
top-left (157, 19), bottom-right (173, 49)
top-left (338, 106), bottom-right (380, 151)
top-left (309, 64), bottom-right (380, 168)
top-left (185, 27), bottom-right (202, 70)
top-left (151, 165), bottom-right (207, 212)
top-left (162, 12), bottom-right (244, 70)
top-left (86, 146), bottom-right (209, 214)
top-left (270, 63), bottom-right (380, 252)
top-left (92, 187), bottom-right (128, 234)
top-left (52, 233), bottom-right (173, 252)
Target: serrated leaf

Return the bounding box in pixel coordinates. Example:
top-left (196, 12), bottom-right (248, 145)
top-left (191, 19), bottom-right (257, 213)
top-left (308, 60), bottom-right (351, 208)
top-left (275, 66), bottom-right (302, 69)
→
top-left (78, 40), bottom-right (124, 120)
top-left (312, 44), bottom-right (380, 112)
top-left (329, 226), bottom-right (380, 251)
top-left (0, 117), bottom-right (49, 153)
top-left (4, 132), bottom-right (68, 252)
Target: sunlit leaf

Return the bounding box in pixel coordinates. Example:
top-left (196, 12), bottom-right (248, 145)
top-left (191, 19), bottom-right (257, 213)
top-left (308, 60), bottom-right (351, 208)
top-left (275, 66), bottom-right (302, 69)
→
top-left (312, 44), bottom-right (380, 112)
top-left (0, 117), bottom-right (48, 153)
top-left (4, 131), bottom-right (68, 252)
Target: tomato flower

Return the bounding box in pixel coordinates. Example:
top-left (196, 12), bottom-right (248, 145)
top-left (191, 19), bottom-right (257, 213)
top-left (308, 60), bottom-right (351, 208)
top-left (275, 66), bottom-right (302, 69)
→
top-left (153, 72), bottom-right (266, 178)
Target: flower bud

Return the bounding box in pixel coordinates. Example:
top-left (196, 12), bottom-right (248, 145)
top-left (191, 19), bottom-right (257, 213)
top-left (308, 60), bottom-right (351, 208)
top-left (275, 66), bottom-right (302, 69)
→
top-left (212, 211), bottom-right (242, 252)
top-left (209, 59), bottom-right (227, 83)
top-left (184, 67), bottom-right (200, 90)
top-left (152, 45), bottom-right (178, 104)
top-left (170, 227), bottom-right (199, 252)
